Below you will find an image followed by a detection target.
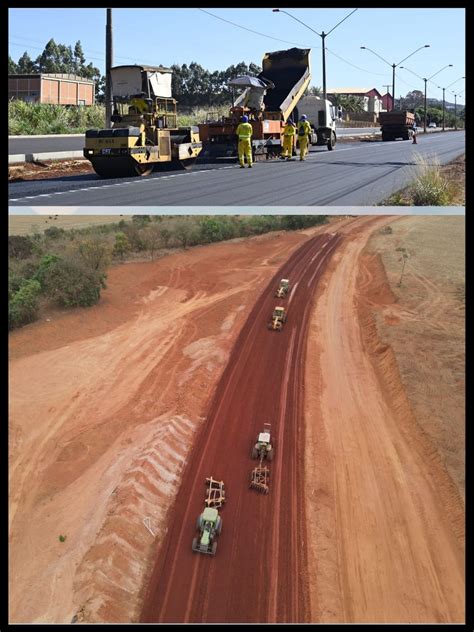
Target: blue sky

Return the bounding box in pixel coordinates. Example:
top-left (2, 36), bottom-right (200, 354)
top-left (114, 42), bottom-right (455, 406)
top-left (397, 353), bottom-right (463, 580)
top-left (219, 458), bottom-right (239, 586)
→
top-left (8, 8), bottom-right (466, 104)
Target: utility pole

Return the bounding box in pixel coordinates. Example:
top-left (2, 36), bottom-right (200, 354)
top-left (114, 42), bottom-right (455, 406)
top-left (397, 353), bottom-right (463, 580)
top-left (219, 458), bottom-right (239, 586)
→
top-left (105, 8), bottom-right (113, 128)
top-left (383, 84), bottom-right (391, 111)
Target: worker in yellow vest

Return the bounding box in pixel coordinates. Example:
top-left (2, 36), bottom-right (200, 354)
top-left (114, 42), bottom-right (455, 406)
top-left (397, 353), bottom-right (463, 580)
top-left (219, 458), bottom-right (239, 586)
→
top-left (297, 115), bottom-right (312, 161)
top-left (235, 115), bottom-right (253, 168)
top-left (280, 119), bottom-right (296, 160)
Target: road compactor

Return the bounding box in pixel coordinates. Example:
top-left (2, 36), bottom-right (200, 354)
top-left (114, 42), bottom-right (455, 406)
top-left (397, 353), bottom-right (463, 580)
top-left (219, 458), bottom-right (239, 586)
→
top-left (268, 306), bottom-right (287, 331)
top-left (275, 278), bottom-right (290, 298)
top-left (84, 65), bottom-right (202, 177)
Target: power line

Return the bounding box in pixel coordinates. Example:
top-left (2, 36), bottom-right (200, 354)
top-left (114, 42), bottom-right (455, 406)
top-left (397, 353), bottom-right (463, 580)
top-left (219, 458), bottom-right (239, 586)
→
top-left (198, 8), bottom-right (316, 48)
top-left (326, 47), bottom-right (386, 76)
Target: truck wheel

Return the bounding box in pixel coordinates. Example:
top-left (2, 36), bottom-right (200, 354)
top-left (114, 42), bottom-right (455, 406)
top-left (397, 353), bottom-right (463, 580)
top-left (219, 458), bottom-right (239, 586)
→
top-left (327, 132), bottom-right (336, 150)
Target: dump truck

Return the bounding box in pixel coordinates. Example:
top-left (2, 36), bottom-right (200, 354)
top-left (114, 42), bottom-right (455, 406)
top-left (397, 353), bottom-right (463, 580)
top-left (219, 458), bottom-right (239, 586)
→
top-left (267, 306), bottom-right (287, 331)
top-left (198, 47), bottom-right (311, 160)
top-left (379, 110), bottom-right (415, 141)
top-left (250, 423), bottom-right (274, 494)
top-left (84, 65), bottom-right (202, 177)
top-left (297, 96), bottom-right (338, 150)
top-left (192, 477), bottom-right (226, 556)
top-left (275, 278), bottom-right (290, 298)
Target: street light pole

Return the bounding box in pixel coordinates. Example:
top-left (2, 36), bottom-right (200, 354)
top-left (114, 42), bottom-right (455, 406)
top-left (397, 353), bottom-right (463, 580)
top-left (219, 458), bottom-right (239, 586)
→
top-left (360, 44), bottom-right (430, 111)
top-left (399, 63), bottom-right (452, 132)
top-left (105, 8), bottom-right (113, 128)
top-left (272, 8), bottom-right (358, 102)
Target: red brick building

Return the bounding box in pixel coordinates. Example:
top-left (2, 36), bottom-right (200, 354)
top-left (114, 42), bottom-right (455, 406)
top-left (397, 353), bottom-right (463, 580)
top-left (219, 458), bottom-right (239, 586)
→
top-left (8, 73), bottom-right (95, 106)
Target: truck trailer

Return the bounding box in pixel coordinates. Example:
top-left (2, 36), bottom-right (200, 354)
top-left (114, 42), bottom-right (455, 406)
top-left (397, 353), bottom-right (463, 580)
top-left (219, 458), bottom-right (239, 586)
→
top-left (379, 110), bottom-right (415, 141)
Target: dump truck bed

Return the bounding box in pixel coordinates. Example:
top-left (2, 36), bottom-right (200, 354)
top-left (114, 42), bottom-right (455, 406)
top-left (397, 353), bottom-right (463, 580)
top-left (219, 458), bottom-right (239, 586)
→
top-left (260, 48), bottom-right (311, 121)
top-left (379, 111), bottom-right (415, 126)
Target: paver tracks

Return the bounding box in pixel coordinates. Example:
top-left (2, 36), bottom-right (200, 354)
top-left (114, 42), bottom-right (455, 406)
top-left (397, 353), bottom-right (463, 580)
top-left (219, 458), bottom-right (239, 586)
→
top-left (140, 231), bottom-right (342, 623)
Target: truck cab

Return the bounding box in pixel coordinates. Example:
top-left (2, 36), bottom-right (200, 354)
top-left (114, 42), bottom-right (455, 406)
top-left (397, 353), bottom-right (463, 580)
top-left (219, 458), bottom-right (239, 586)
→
top-left (297, 96), bottom-right (337, 150)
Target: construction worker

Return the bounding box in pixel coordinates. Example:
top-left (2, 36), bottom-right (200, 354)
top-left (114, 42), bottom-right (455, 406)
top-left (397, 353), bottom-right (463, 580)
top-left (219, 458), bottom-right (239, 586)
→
top-left (236, 115), bottom-right (253, 168)
top-left (129, 95), bottom-right (149, 115)
top-left (297, 114), bottom-right (312, 161)
top-left (280, 119), bottom-right (296, 160)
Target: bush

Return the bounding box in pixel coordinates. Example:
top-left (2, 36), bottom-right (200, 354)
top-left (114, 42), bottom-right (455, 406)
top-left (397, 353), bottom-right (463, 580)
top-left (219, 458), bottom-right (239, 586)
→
top-left (8, 100), bottom-right (105, 135)
top-left (411, 153), bottom-right (451, 206)
top-left (44, 226), bottom-right (66, 239)
top-left (8, 235), bottom-right (34, 259)
top-left (112, 232), bottom-right (131, 260)
top-left (9, 279), bottom-right (42, 330)
top-left (42, 259), bottom-right (106, 308)
top-left (34, 254), bottom-right (61, 288)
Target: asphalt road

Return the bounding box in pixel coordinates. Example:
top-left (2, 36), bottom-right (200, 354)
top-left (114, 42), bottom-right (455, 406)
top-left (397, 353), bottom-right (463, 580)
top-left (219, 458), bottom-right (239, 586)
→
top-left (9, 131), bottom-right (464, 207)
top-left (8, 128), bottom-right (379, 156)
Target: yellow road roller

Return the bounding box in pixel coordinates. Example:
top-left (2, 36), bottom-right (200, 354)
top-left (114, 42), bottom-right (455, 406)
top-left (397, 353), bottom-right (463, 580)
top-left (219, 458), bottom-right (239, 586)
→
top-left (84, 65), bottom-right (202, 177)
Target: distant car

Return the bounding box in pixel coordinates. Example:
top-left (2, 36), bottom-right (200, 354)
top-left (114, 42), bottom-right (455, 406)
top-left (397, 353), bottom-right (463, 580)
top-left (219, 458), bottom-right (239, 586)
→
top-left (428, 122), bottom-right (437, 128)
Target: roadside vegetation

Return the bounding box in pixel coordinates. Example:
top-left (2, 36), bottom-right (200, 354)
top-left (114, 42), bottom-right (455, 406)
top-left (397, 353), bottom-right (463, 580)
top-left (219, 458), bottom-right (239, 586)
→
top-left (382, 154), bottom-right (465, 206)
top-left (9, 215), bottom-right (327, 331)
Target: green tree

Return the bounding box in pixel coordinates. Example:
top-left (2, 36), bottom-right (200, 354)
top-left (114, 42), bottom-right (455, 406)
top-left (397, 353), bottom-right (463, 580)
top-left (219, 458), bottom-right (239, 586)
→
top-left (75, 236), bottom-right (111, 272)
top-left (112, 232), bottom-right (130, 261)
top-left (9, 56), bottom-right (19, 73)
top-left (140, 224), bottom-right (162, 260)
top-left (9, 279), bottom-right (42, 330)
top-left (42, 259), bottom-right (106, 308)
top-left (17, 51), bottom-right (35, 73)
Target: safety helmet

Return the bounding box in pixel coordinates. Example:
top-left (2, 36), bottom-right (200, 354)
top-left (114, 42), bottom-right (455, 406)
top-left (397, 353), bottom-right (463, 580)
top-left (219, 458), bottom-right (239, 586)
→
top-left (241, 115), bottom-right (249, 122)
top-left (301, 114), bottom-right (307, 120)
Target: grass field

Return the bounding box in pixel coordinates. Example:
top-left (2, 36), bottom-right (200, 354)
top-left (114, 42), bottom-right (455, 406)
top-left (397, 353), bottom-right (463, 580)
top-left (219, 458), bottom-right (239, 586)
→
top-left (8, 215), bottom-right (132, 236)
top-left (366, 216), bottom-right (465, 501)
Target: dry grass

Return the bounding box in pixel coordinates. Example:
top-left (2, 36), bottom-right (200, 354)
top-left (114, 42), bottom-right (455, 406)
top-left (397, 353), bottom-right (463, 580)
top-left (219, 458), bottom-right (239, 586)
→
top-left (367, 216), bottom-right (465, 501)
top-left (8, 215), bottom-right (131, 236)
top-left (382, 154), bottom-right (465, 206)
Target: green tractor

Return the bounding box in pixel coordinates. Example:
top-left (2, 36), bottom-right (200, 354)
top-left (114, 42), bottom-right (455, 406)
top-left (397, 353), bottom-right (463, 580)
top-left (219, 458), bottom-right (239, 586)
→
top-left (192, 507), bottom-right (222, 556)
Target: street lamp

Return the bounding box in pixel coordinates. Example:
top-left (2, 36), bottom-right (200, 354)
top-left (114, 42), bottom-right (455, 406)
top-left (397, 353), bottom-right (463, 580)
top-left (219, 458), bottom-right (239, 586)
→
top-left (360, 44), bottom-right (430, 111)
top-left (438, 76), bottom-right (465, 131)
top-left (450, 83), bottom-right (465, 130)
top-left (272, 8), bottom-right (358, 101)
top-left (400, 64), bottom-right (452, 132)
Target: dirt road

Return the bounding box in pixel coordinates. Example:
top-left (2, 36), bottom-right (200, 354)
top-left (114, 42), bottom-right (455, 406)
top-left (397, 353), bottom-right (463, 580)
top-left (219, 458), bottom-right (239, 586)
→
top-left (140, 232), bottom-right (342, 623)
top-left (9, 217), bottom-right (464, 623)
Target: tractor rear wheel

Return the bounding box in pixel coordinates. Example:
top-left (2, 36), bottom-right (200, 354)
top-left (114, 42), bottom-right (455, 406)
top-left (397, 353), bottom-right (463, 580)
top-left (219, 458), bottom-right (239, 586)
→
top-left (267, 449), bottom-right (274, 461)
top-left (212, 541), bottom-right (218, 556)
top-left (217, 517), bottom-right (223, 534)
top-left (251, 446), bottom-right (258, 459)
top-left (192, 537), bottom-right (198, 552)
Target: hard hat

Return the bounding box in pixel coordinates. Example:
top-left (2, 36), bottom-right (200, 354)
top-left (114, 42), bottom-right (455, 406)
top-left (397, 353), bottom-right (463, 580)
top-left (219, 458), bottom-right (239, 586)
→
top-left (301, 114), bottom-right (307, 120)
top-left (241, 115), bottom-right (249, 122)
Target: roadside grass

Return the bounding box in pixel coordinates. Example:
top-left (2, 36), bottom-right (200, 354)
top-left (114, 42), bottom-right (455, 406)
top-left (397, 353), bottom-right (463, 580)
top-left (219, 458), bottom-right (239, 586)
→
top-left (381, 154), bottom-right (465, 206)
top-left (366, 216), bottom-right (465, 500)
top-left (8, 101), bottom-right (228, 134)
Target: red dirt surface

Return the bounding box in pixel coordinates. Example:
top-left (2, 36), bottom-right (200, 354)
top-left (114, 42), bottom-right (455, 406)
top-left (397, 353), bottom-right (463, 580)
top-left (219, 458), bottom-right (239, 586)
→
top-left (140, 231), bottom-right (342, 623)
top-left (9, 218), bottom-right (464, 624)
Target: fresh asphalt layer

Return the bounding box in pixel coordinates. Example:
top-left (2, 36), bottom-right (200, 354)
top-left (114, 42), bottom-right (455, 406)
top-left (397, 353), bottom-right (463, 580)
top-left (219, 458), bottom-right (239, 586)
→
top-left (9, 131), bottom-right (464, 207)
top-left (7, 128), bottom-right (379, 156)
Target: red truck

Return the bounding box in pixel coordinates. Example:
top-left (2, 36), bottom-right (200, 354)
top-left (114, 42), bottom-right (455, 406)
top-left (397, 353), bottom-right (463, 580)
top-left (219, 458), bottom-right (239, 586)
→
top-left (379, 110), bottom-right (415, 141)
